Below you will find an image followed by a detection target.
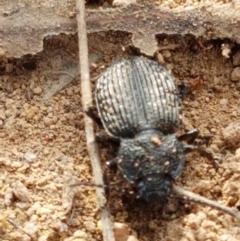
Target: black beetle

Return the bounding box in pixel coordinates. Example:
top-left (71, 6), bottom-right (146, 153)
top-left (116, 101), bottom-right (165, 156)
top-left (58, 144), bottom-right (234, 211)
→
top-left (89, 56), bottom-right (204, 203)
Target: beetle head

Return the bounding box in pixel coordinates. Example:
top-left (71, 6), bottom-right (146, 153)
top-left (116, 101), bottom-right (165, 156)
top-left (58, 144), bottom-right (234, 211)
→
top-left (136, 174), bottom-right (172, 203)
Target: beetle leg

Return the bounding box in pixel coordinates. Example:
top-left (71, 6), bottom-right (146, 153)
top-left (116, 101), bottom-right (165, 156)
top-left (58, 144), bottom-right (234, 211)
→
top-left (193, 134), bottom-right (213, 147)
top-left (103, 159), bottom-right (118, 199)
top-left (85, 106), bottom-right (102, 126)
top-left (182, 144), bottom-right (196, 153)
top-left (177, 83), bottom-right (189, 100)
top-left (106, 159), bottom-right (118, 169)
top-left (95, 133), bottom-right (120, 146)
top-left (178, 129), bottom-right (199, 144)
top-left (179, 130), bottom-right (214, 155)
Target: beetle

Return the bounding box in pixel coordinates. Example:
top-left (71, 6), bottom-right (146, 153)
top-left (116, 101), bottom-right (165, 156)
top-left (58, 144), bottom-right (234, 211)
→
top-left (88, 56), bottom-right (207, 203)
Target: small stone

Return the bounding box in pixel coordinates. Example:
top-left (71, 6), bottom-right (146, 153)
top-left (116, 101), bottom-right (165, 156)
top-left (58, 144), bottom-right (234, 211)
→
top-left (233, 51), bottom-right (240, 66)
top-left (114, 222), bottom-right (130, 241)
top-left (209, 144), bottom-right (219, 153)
top-left (221, 43), bottom-right (231, 58)
top-left (219, 98), bottom-right (228, 105)
top-left (113, 0), bottom-right (136, 7)
top-left (0, 48), bottom-right (5, 57)
top-left (161, 50), bottom-right (171, 58)
top-left (5, 63), bottom-right (14, 73)
top-left (233, 91), bottom-right (240, 98)
top-left (68, 11), bottom-right (76, 18)
top-left (127, 235), bottom-right (139, 241)
top-left (43, 117), bottom-right (53, 127)
top-left (236, 148), bottom-right (240, 156)
top-left (12, 181), bottom-right (30, 202)
top-left (24, 152), bottom-right (37, 162)
top-left (42, 147), bottom-right (50, 155)
top-left (165, 63), bottom-right (174, 71)
top-left (156, 52), bottom-right (165, 64)
top-left (97, 220), bottom-right (102, 230)
top-left (231, 67), bottom-right (240, 81)
top-left (38, 235), bottom-right (48, 241)
top-left (5, 98), bottom-right (14, 109)
top-left (36, 207), bottom-right (52, 215)
top-left (222, 122), bottom-right (240, 147)
top-left (210, 128), bottom-right (217, 133)
top-left (52, 116), bottom-right (58, 124)
top-left (4, 187), bottom-right (13, 206)
top-left (32, 86), bottom-right (43, 95)
top-left (73, 230), bottom-right (88, 239)
top-left (23, 221), bottom-right (38, 235)
top-left (52, 220), bottom-right (68, 233)
top-left (83, 221), bottom-right (96, 232)
top-left (148, 220), bottom-right (158, 230)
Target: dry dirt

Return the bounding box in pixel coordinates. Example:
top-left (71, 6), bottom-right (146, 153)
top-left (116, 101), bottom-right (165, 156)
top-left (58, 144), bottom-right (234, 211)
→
top-left (1, 15), bottom-right (240, 241)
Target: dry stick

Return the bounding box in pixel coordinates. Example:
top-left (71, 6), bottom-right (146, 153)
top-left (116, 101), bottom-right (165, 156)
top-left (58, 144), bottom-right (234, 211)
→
top-left (172, 183), bottom-right (240, 220)
top-left (7, 219), bottom-right (32, 238)
top-left (76, 1), bottom-right (115, 241)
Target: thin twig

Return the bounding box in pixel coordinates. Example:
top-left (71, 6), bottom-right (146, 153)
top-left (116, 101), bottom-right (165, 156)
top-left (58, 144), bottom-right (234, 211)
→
top-left (7, 219), bottom-right (32, 238)
top-left (172, 183), bottom-right (240, 220)
top-left (75, 1), bottom-right (115, 241)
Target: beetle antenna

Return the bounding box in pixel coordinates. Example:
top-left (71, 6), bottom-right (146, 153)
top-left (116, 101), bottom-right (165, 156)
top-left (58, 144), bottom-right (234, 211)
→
top-left (70, 181), bottom-right (129, 195)
top-left (171, 183), bottom-right (240, 220)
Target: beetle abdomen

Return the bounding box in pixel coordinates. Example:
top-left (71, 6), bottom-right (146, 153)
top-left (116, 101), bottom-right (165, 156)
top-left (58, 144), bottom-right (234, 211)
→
top-left (96, 57), bottom-right (180, 138)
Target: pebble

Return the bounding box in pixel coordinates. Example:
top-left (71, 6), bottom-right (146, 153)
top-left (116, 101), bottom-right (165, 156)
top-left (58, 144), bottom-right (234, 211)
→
top-left (236, 148), bottom-right (240, 156)
top-left (233, 91), bottom-right (240, 98)
top-left (83, 220), bottom-right (96, 232)
top-left (185, 212), bottom-right (206, 229)
top-left (5, 98), bottom-right (15, 109)
top-left (166, 63), bottom-right (174, 71)
top-left (42, 147), bottom-right (51, 155)
top-left (24, 152), bottom-right (37, 162)
top-left (231, 67), bottom-right (240, 81)
top-left (0, 48), bottom-right (6, 57)
top-left (52, 220), bottom-right (68, 233)
top-left (222, 122), bottom-right (240, 147)
top-left (161, 50), bottom-right (171, 58)
top-left (36, 207), bottom-right (52, 215)
top-left (4, 187), bottom-right (13, 206)
top-left (156, 52), bottom-right (165, 64)
top-left (52, 116), bottom-right (58, 124)
top-left (32, 86), bottom-right (43, 95)
top-left (210, 128), bottom-right (217, 133)
top-left (23, 221), bottom-right (38, 235)
top-left (127, 236), bottom-right (139, 241)
top-left (38, 235), bottom-right (48, 241)
top-left (113, 222), bottom-right (130, 241)
top-left (233, 51), bottom-right (240, 66)
top-left (73, 230), bottom-right (88, 239)
top-left (5, 63), bottom-right (14, 73)
top-left (112, 0), bottom-right (137, 7)
top-left (219, 98), bottom-right (228, 105)
top-left (43, 117), bottom-right (53, 126)
top-left (12, 181), bottom-right (30, 202)
top-left (148, 220), bottom-right (158, 230)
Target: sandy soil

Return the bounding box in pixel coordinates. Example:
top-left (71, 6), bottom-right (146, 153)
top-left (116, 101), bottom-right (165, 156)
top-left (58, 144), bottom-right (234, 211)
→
top-left (0, 14), bottom-right (240, 241)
